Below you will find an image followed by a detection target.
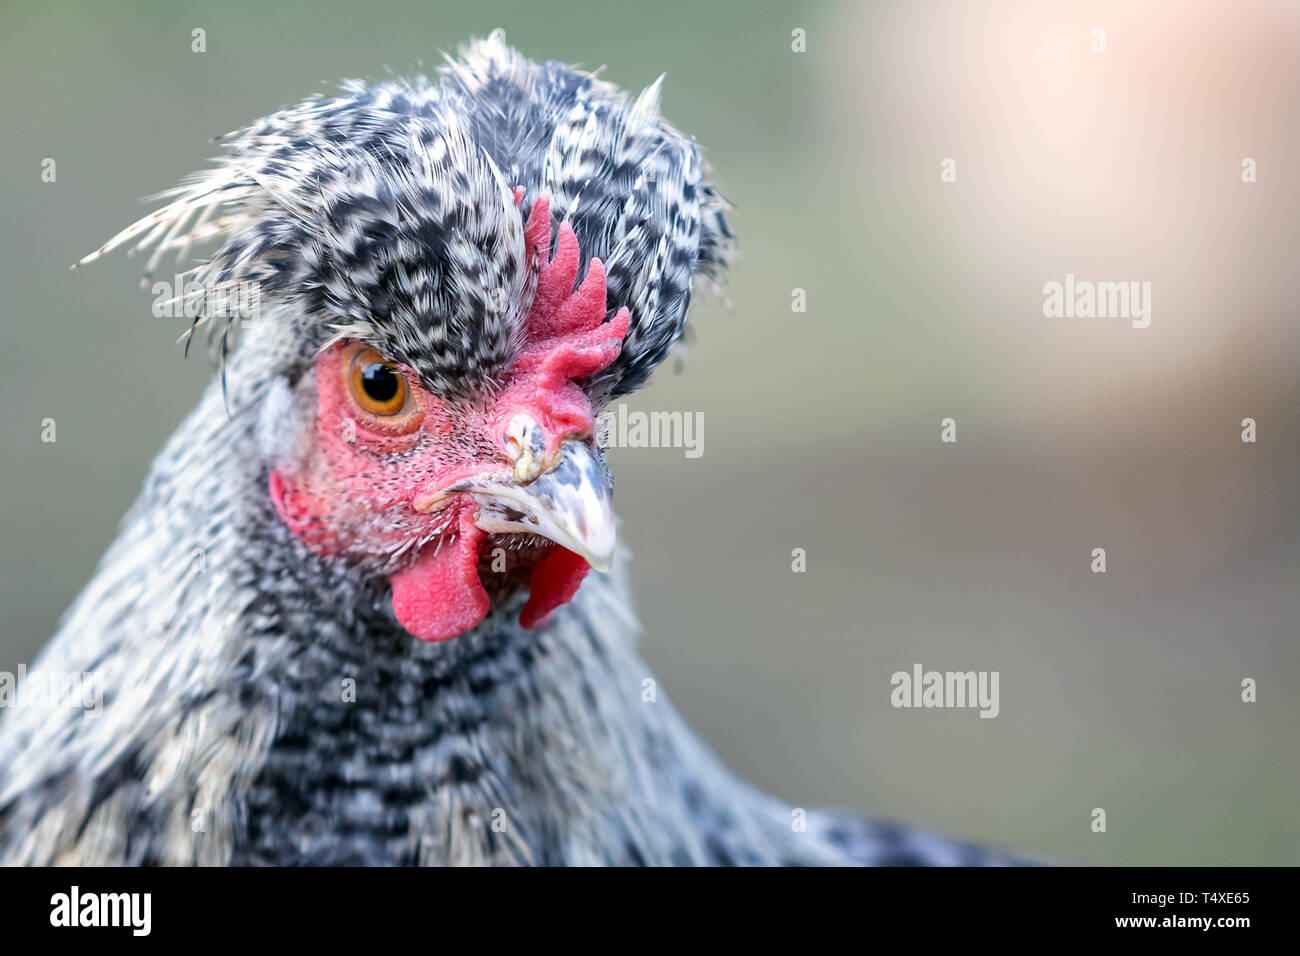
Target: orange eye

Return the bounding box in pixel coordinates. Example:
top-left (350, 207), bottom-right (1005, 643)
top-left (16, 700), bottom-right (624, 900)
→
top-left (348, 347), bottom-right (410, 417)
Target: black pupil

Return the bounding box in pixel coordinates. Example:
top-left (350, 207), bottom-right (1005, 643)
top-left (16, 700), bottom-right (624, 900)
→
top-left (360, 363), bottom-right (399, 404)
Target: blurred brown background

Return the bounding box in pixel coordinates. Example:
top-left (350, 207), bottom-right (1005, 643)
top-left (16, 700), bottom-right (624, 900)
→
top-left (1, 0), bottom-right (1297, 864)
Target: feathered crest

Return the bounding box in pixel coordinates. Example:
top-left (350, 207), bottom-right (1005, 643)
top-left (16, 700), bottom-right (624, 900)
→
top-left (77, 30), bottom-right (734, 402)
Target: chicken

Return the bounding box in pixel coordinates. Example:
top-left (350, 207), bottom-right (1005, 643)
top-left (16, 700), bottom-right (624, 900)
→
top-left (0, 33), bottom-right (1019, 866)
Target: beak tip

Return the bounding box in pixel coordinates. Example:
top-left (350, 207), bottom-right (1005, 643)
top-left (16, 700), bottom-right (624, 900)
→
top-left (458, 439), bottom-right (618, 573)
top-left (586, 552), bottom-right (614, 573)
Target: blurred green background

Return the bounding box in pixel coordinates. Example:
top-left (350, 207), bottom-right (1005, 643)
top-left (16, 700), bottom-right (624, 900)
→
top-left (2, 0), bottom-right (1298, 864)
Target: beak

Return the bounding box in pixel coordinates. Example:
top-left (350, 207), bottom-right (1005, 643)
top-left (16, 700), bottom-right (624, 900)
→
top-left (445, 440), bottom-right (617, 571)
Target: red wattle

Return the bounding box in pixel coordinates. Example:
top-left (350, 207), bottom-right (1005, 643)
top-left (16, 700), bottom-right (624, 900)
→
top-left (520, 547), bottom-right (591, 630)
top-left (389, 507), bottom-right (490, 642)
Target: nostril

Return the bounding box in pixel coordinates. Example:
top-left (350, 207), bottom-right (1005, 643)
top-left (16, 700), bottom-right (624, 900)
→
top-left (504, 414), bottom-right (546, 484)
top-left (504, 414), bottom-right (544, 459)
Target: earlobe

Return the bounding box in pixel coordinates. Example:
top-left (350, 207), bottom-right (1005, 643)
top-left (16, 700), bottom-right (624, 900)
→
top-left (268, 468), bottom-right (305, 530)
top-left (261, 373), bottom-right (335, 550)
top-left (268, 468), bottom-right (335, 554)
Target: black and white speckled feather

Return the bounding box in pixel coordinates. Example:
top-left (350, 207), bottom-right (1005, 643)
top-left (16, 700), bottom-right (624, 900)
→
top-left (0, 34), bottom-right (1023, 866)
top-left (76, 31), bottom-right (731, 403)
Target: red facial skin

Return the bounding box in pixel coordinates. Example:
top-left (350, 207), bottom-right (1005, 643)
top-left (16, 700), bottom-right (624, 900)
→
top-left (269, 194), bottom-right (630, 642)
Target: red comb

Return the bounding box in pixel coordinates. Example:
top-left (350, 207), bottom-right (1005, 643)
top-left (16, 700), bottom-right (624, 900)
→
top-left (515, 194), bottom-right (630, 384)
